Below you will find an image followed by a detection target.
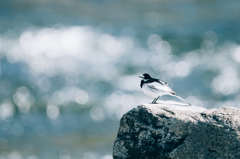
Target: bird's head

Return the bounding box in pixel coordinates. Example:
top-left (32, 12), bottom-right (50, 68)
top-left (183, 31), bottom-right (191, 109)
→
top-left (139, 73), bottom-right (151, 79)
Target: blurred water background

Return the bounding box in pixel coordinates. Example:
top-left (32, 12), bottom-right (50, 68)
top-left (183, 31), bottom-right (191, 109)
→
top-left (1, 0), bottom-right (240, 158)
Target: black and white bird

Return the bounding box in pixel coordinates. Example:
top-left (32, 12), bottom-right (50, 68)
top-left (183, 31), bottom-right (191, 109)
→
top-left (139, 73), bottom-right (191, 106)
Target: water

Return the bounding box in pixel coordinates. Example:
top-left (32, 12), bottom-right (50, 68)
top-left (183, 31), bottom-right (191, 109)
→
top-left (0, 0), bottom-right (240, 158)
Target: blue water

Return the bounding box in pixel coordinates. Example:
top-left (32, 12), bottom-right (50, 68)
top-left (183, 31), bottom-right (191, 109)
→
top-left (0, 0), bottom-right (240, 158)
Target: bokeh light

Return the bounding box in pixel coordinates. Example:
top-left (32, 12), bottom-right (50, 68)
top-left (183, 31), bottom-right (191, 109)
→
top-left (46, 104), bottom-right (59, 120)
top-left (13, 87), bottom-right (34, 113)
top-left (0, 99), bottom-right (15, 120)
top-left (75, 90), bottom-right (89, 105)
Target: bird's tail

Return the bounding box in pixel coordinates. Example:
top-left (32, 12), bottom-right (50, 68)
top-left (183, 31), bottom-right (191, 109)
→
top-left (169, 93), bottom-right (191, 106)
top-left (171, 91), bottom-right (176, 95)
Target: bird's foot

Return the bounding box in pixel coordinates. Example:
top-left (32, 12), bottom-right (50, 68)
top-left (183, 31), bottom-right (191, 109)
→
top-left (151, 101), bottom-right (158, 104)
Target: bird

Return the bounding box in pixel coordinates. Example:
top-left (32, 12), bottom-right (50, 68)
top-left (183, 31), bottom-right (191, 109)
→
top-left (139, 73), bottom-right (191, 106)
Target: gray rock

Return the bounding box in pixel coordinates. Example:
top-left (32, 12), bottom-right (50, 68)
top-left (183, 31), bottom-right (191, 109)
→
top-left (113, 103), bottom-right (240, 159)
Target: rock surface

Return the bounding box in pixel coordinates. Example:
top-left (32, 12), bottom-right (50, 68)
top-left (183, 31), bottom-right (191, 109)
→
top-left (113, 103), bottom-right (240, 159)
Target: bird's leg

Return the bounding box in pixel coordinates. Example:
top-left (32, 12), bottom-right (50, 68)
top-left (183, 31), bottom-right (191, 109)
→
top-left (154, 96), bottom-right (160, 103)
top-left (152, 98), bottom-right (156, 104)
top-left (152, 96), bottom-right (160, 104)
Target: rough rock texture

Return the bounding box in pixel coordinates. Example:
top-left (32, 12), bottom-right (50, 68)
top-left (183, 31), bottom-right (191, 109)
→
top-left (113, 103), bottom-right (240, 159)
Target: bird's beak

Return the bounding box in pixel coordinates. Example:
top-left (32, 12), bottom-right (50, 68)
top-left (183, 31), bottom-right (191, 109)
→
top-left (139, 76), bottom-right (143, 78)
